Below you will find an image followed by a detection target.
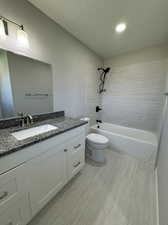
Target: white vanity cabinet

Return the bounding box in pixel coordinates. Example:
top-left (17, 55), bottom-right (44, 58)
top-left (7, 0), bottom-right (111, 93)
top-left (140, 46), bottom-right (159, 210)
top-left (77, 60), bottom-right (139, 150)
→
top-left (0, 125), bottom-right (86, 225)
top-left (27, 129), bottom-right (85, 217)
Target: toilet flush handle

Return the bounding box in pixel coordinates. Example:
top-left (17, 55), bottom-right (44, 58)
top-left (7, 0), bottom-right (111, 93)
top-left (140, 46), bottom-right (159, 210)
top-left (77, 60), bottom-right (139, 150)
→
top-left (74, 144), bottom-right (81, 149)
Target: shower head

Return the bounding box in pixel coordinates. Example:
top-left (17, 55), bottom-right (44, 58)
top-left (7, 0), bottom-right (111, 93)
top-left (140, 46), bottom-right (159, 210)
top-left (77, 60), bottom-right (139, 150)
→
top-left (104, 67), bottom-right (110, 73)
top-left (98, 67), bottom-right (111, 73)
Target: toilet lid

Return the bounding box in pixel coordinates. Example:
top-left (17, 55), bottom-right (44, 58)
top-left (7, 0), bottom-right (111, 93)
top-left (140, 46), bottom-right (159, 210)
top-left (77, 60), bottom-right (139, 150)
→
top-left (86, 133), bottom-right (108, 144)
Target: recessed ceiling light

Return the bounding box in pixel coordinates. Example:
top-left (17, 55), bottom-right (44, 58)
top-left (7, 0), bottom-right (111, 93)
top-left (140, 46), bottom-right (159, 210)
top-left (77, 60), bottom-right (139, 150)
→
top-left (115, 23), bottom-right (127, 33)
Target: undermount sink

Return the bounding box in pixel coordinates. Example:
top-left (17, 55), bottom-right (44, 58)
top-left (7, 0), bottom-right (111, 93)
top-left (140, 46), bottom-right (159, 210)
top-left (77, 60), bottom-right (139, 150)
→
top-left (12, 124), bottom-right (58, 141)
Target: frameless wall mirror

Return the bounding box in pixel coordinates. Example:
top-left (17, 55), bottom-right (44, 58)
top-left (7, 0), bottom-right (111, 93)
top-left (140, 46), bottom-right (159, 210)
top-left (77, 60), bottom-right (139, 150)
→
top-left (0, 50), bottom-right (53, 119)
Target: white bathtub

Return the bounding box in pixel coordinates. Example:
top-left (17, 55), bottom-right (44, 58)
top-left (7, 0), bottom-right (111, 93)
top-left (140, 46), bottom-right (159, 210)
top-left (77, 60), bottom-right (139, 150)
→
top-left (91, 122), bottom-right (158, 162)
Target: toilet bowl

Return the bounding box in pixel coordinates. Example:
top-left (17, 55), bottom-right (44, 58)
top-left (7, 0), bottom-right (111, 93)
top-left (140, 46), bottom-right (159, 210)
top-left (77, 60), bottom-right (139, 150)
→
top-left (86, 133), bottom-right (109, 163)
top-left (80, 117), bottom-right (109, 163)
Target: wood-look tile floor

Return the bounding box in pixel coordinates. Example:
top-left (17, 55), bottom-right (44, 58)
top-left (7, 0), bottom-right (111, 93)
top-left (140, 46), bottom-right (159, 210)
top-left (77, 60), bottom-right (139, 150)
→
top-left (28, 150), bottom-right (157, 225)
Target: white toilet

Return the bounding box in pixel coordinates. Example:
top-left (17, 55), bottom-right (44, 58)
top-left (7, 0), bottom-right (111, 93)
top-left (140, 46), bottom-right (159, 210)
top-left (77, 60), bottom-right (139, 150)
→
top-left (81, 118), bottom-right (109, 164)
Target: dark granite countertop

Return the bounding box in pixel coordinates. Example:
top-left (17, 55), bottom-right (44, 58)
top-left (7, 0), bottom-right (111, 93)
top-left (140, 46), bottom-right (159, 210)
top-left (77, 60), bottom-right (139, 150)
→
top-left (0, 117), bottom-right (87, 157)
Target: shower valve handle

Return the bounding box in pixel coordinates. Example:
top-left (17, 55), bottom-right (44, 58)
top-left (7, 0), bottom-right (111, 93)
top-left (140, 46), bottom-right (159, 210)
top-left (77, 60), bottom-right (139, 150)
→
top-left (96, 106), bottom-right (102, 112)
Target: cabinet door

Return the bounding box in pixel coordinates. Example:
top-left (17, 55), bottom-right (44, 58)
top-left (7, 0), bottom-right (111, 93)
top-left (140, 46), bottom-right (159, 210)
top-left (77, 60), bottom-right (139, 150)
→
top-left (67, 135), bottom-right (85, 180)
top-left (27, 144), bottom-right (66, 216)
top-left (0, 201), bottom-right (22, 225)
top-left (0, 166), bottom-right (28, 225)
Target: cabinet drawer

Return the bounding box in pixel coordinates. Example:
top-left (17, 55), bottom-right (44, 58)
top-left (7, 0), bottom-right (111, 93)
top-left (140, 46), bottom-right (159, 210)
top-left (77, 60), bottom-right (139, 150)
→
top-left (0, 178), bottom-right (18, 208)
top-left (70, 150), bottom-right (83, 168)
top-left (69, 135), bottom-right (85, 170)
top-left (70, 135), bottom-right (85, 153)
top-left (67, 135), bottom-right (85, 180)
top-left (68, 149), bottom-right (85, 180)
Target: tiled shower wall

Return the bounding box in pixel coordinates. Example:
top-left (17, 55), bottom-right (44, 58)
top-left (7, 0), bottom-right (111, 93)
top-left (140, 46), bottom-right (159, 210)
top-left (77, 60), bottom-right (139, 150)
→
top-left (102, 45), bottom-right (168, 133)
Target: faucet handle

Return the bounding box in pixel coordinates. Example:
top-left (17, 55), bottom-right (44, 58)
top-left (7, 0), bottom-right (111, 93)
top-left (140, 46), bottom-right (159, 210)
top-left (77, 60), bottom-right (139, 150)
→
top-left (96, 120), bottom-right (102, 123)
top-left (96, 106), bottom-right (102, 112)
top-left (18, 112), bottom-right (26, 118)
top-left (17, 112), bottom-right (26, 128)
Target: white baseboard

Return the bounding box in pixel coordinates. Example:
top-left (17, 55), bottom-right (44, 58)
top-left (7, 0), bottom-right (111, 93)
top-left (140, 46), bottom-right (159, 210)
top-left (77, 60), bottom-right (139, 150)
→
top-left (155, 169), bottom-right (160, 225)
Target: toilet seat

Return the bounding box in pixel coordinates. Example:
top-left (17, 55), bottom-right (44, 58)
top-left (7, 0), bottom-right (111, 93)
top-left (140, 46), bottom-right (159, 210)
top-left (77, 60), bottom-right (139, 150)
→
top-left (86, 133), bottom-right (108, 145)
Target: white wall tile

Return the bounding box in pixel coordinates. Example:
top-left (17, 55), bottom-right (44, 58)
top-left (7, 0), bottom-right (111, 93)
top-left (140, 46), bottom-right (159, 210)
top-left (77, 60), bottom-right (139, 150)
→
top-left (103, 47), bottom-right (167, 132)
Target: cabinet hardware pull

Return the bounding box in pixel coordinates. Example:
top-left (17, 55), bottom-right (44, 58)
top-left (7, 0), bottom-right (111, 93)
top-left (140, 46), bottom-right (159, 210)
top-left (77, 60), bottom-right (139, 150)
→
top-left (0, 191), bottom-right (8, 200)
top-left (74, 144), bottom-right (81, 149)
top-left (73, 162), bottom-right (81, 168)
top-left (64, 149), bottom-right (68, 152)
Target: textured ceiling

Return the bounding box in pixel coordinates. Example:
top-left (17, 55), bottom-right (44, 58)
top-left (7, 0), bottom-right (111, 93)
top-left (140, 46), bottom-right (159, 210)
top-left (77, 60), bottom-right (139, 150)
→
top-left (28, 0), bottom-right (168, 59)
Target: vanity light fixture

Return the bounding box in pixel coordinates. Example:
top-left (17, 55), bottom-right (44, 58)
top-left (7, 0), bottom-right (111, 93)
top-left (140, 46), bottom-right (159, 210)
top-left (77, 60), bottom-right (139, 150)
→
top-left (17, 25), bottom-right (29, 48)
top-left (0, 16), bottom-right (29, 48)
top-left (0, 18), bottom-right (6, 39)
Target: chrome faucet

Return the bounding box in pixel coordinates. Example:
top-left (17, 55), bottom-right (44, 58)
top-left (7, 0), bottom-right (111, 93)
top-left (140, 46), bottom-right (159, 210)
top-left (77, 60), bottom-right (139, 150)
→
top-left (26, 114), bottom-right (33, 126)
top-left (18, 112), bottom-right (26, 128)
top-left (18, 112), bottom-right (33, 128)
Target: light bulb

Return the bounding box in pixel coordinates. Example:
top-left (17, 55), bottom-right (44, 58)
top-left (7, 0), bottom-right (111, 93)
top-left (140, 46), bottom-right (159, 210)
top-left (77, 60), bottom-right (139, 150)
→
top-left (17, 28), bottom-right (29, 48)
top-left (0, 19), bottom-right (6, 40)
top-left (115, 23), bottom-right (127, 33)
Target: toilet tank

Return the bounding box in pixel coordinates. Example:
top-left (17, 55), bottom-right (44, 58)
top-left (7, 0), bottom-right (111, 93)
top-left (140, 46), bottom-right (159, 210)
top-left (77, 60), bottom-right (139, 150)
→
top-left (80, 117), bottom-right (90, 135)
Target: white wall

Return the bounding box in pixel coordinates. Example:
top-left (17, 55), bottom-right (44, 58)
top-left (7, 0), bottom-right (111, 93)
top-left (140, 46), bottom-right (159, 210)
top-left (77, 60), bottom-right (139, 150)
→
top-left (103, 45), bottom-right (168, 132)
top-left (157, 58), bottom-right (168, 225)
top-left (165, 58), bottom-right (168, 92)
top-left (0, 0), bottom-right (102, 124)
